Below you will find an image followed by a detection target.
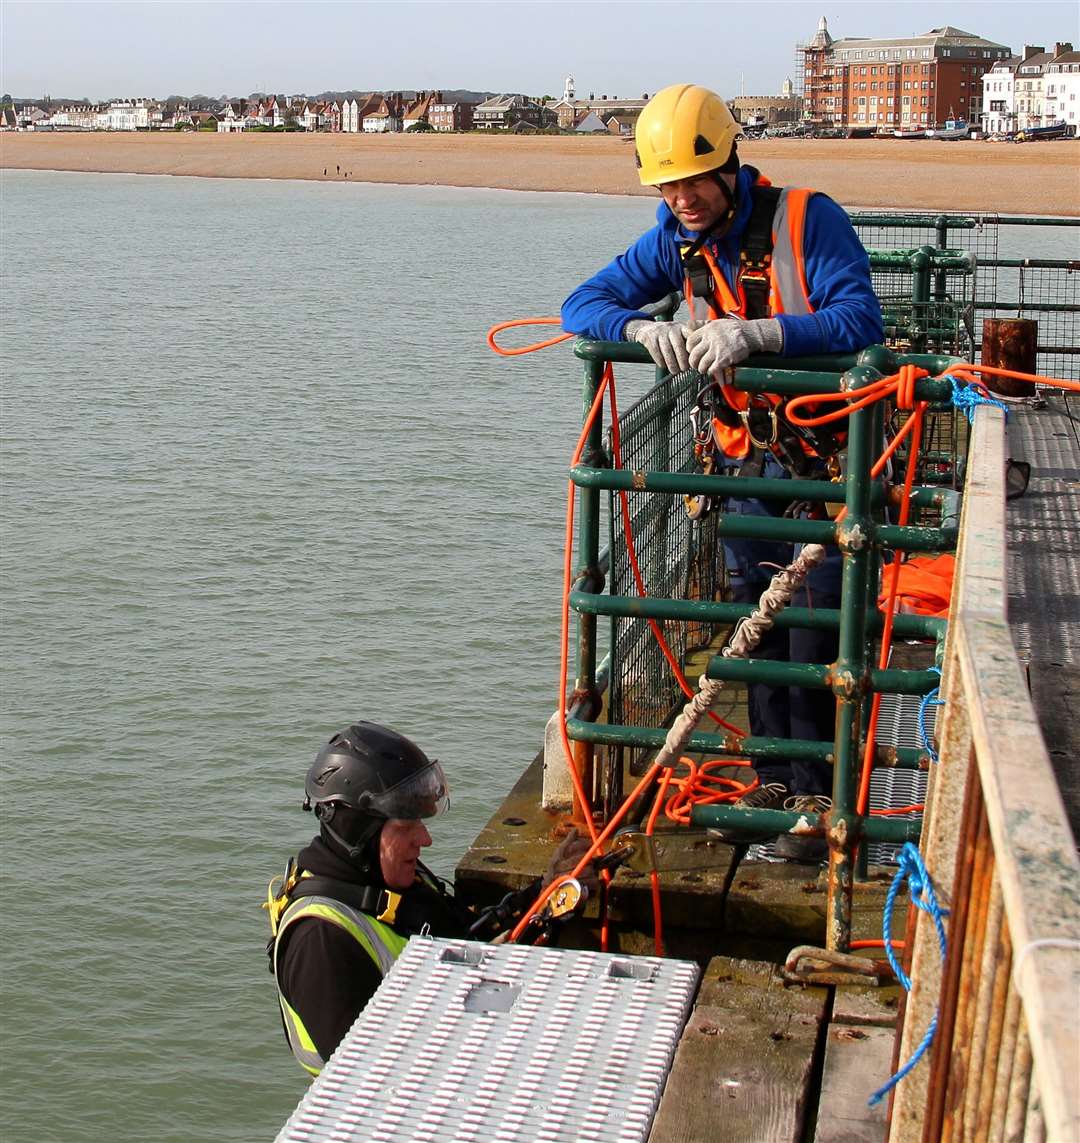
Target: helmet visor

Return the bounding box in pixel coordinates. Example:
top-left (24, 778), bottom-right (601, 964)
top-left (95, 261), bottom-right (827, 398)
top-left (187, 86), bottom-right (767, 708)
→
top-left (363, 760), bottom-right (450, 820)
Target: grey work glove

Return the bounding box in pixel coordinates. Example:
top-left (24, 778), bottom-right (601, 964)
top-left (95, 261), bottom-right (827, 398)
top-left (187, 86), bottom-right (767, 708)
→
top-left (624, 319), bottom-right (692, 375)
top-left (686, 317), bottom-right (784, 377)
top-left (543, 827), bottom-right (599, 895)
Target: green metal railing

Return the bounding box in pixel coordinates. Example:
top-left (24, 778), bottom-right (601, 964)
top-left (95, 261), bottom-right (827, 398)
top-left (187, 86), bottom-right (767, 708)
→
top-left (850, 213), bottom-right (1080, 380)
top-left (567, 340), bottom-right (960, 952)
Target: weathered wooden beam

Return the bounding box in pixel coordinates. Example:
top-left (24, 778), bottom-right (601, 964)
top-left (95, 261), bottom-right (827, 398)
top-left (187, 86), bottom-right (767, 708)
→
top-left (814, 1023), bottom-right (893, 1143)
top-left (649, 957), bottom-right (827, 1143)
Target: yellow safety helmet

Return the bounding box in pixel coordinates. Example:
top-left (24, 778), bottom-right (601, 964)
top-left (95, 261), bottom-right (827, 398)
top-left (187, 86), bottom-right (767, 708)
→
top-left (635, 84), bottom-right (740, 186)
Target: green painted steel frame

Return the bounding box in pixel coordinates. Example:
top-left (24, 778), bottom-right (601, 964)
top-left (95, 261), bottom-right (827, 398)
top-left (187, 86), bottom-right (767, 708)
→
top-left (567, 341), bottom-right (961, 951)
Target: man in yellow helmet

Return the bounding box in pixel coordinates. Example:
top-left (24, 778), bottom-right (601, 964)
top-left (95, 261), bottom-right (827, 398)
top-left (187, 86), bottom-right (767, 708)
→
top-left (562, 84), bottom-right (884, 862)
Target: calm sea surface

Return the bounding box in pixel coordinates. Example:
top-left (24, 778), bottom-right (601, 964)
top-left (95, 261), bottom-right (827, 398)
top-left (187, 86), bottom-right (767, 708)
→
top-left (0, 170), bottom-right (661, 1143)
top-left (1, 170), bottom-right (1073, 1143)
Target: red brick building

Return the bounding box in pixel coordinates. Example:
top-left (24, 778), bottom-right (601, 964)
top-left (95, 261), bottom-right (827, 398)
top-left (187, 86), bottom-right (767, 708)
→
top-left (430, 101), bottom-right (475, 132)
top-left (798, 18), bottom-right (1012, 131)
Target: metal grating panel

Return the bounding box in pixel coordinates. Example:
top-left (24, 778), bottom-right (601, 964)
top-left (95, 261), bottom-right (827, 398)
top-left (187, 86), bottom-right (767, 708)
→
top-left (745, 692), bottom-right (932, 867)
top-left (1006, 394), bottom-right (1080, 666)
top-left (866, 692), bottom-right (932, 866)
top-left (277, 937), bottom-right (700, 1143)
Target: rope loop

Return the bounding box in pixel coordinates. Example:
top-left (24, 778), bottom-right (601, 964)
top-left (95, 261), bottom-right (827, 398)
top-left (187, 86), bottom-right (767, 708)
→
top-left (486, 317), bottom-right (573, 357)
top-left (869, 843), bottom-right (948, 1106)
top-left (918, 668), bottom-right (944, 763)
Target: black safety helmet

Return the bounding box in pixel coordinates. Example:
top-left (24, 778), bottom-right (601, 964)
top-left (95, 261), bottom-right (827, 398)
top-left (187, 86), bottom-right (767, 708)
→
top-left (304, 722), bottom-right (449, 867)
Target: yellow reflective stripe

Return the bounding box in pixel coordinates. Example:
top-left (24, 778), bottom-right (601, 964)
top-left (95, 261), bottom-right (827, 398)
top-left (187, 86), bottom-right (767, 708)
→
top-left (279, 996), bottom-right (323, 1076)
top-left (278, 899), bottom-right (405, 972)
top-left (272, 895), bottom-right (409, 1076)
top-left (770, 188), bottom-right (815, 317)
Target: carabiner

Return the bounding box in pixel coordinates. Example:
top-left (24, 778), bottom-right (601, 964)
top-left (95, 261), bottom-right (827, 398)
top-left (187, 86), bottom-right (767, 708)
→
top-left (740, 406), bottom-right (778, 449)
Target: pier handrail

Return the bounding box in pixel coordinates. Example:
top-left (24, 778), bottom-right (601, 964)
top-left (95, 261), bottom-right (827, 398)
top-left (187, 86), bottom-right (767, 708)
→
top-left (888, 405), bottom-right (1080, 1142)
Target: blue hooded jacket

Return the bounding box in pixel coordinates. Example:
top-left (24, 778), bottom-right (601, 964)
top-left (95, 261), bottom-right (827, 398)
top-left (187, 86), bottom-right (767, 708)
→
top-left (561, 167), bottom-right (883, 590)
top-left (561, 166), bottom-right (883, 357)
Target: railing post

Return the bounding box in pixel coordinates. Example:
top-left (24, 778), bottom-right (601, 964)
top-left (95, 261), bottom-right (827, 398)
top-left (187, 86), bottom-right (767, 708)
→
top-left (826, 367), bottom-right (880, 951)
top-left (571, 356), bottom-right (606, 820)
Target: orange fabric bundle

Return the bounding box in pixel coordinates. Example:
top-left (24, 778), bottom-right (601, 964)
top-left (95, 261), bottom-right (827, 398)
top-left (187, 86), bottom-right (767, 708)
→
top-left (879, 554), bottom-right (956, 618)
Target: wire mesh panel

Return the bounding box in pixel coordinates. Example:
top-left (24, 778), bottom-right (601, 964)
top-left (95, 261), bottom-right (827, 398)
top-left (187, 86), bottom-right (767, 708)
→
top-left (986, 260), bottom-right (1080, 382)
top-left (607, 370), bottom-right (725, 769)
top-left (851, 213), bottom-right (1080, 381)
top-left (850, 212), bottom-right (1000, 309)
top-left (876, 294), bottom-right (975, 359)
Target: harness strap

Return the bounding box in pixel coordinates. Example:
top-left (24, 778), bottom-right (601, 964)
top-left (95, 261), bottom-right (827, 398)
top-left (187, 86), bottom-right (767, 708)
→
top-left (739, 185), bottom-right (781, 320)
top-left (283, 867), bottom-right (445, 934)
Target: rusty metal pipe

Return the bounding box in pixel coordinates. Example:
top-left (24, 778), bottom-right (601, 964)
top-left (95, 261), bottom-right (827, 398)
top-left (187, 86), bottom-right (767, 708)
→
top-left (962, 872), bottom-right (1005, 1142)
top-left (922, 772), bottom-right (984, 1143)
top-left (1004, 1016), bottom-right (1033, 1142)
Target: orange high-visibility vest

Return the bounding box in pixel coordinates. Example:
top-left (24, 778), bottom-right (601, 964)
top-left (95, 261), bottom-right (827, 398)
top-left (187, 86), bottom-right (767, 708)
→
top-left (684, 183), bottom-right (816, 461)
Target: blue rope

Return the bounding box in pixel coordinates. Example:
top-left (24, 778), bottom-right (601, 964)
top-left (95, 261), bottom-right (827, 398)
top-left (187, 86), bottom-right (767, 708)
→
top-left (918, 667), bottom-right (944, 763)
top-left (945, 374), bottom-right (1010, 425)
top-left (869, 843), bottom-right (949, 1107)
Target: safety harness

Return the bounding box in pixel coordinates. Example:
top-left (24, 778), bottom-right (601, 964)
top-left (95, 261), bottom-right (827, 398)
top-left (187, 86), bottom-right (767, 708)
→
top-left (679, 180), bottom-right (845, 516)
top-left (265, 856), bottom-right (447, 950)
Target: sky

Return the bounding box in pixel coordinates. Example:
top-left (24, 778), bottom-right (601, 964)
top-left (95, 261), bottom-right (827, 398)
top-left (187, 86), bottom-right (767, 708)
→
top-left (3, 0), bottom-right (1079, 103)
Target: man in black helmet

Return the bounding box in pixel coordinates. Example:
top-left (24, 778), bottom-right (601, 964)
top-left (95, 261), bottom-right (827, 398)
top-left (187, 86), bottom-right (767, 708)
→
top-left (267, 722), bottom-right (591, 1076)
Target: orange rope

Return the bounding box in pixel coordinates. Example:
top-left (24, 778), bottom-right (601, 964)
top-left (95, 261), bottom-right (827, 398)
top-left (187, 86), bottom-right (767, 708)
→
top-left (487, 317), bottom-right (573, 356)
top-left (491, 316), bottom-right (1076, 947)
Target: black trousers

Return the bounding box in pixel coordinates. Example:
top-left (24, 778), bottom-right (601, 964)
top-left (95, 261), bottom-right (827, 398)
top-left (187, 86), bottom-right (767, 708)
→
top-left (730, 584), bottom-right (839, 797)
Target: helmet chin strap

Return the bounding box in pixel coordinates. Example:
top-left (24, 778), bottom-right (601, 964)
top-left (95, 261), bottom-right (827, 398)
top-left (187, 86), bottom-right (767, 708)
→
top-left (317, 804), bottom-right (384, 872)
top-left (679, 168), bottom-right (739, 261)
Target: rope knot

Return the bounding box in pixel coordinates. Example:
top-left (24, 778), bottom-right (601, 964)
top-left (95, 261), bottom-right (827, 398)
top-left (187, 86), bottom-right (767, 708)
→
top-left (946, 375), bottom-right (1011, 425)
top-left (896, 364), bottom-right (926, 411)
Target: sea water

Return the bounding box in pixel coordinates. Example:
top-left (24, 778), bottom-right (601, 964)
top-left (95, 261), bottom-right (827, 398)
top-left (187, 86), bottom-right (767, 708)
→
top-left (0, 170), bottom-right (1072, 1142)
top-left (0, 170), bottom-right (660, 1143)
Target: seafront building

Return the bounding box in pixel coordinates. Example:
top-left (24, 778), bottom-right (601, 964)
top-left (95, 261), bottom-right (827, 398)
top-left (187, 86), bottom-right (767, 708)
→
top-left (981, 43), bottom-right (1078, 134)
top-left (429, 100), bottom-right (474, 132)
top-left (550, 75), bottom-right (649, 133)
top-left (730, 79), bottom-right (801, 129)
top-left (472, 93), bottom-right (555, 130)
top-left (797, 17), bottom-right (1011, 130)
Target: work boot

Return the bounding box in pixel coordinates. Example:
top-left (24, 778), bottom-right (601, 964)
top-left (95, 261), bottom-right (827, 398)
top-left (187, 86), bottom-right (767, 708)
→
top-left (773, 794), bottom-right (833, 864)
top-left (710, 781), bottom-right (790, 845)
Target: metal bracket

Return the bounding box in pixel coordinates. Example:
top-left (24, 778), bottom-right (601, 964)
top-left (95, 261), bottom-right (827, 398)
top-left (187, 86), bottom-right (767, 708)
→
top-left (783, 944), bottom-right (896, 987)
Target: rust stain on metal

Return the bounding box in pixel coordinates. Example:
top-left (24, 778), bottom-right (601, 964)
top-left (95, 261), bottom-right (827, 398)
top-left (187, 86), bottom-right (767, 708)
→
top-left (631, 470), bottom-right (647, 490)
top-left (875, 744), bottom-right (899, 767)
top-left (838, 521), bottom-right (867, 551)
top-left (828, 814), bottom-right (851, 849)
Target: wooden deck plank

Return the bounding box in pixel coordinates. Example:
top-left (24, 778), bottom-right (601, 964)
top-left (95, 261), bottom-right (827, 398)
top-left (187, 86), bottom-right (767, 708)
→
top-left (1027, 663), bottom-right (1080, 846)
top-left (813, 1024), bottom-right (893, 1143)
top-left (649, 957), bottom-right (828, 1143)
top-left (830, 983), bottom-right (902, 1029)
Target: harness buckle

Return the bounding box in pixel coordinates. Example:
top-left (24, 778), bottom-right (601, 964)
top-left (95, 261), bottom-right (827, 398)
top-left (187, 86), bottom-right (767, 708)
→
top-left (376, 890), bottom-right (403, 924)
top-left (740, 406), bottom-right (778, 449)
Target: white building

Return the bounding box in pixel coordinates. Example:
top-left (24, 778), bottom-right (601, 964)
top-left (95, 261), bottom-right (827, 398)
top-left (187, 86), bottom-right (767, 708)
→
top-left (47, 104), bottom-right (99, 130)
top-left (103, 100), bottom-right (152, 130)
top-left (1044, 51), bottom-right (1080, 130)
top-left (981, 43), bottom-right (1074, 133)
top-left (342, 98), bottom-right (360, 133)
top-left (216, 103), bottom-right (247, 132)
